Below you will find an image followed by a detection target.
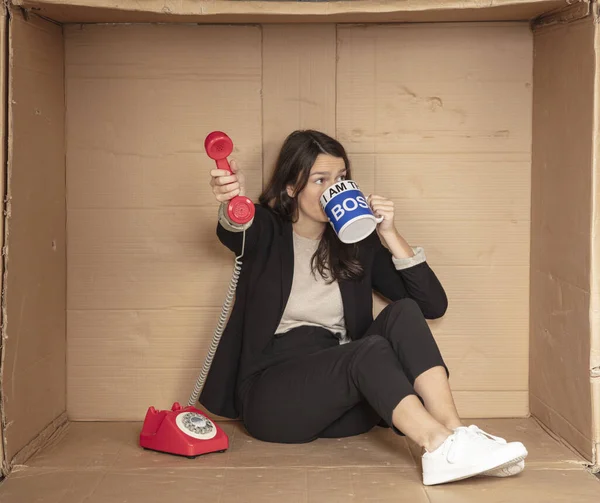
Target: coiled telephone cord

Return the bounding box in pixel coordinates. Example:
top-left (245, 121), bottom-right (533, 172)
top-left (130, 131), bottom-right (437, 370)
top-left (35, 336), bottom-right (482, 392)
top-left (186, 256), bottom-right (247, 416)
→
top-left (187, 229), bottom-right (246, 407)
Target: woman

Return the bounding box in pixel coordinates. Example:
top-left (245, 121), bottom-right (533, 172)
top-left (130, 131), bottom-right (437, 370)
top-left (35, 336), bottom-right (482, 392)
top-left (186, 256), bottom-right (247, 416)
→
top-left (201, 130), bottom-right (527, 486)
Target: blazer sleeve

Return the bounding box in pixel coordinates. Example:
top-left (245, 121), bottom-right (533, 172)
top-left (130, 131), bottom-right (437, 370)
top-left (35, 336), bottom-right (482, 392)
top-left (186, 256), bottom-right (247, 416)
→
top-left (370, 238), bottom-right (448, 319)
top-left (216, 203), bottom-right (273, 256)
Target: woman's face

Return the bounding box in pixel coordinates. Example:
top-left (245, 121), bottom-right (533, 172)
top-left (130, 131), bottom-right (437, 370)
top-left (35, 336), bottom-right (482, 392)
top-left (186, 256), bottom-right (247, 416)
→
top-left (288, 154), bottom-right (347, 225)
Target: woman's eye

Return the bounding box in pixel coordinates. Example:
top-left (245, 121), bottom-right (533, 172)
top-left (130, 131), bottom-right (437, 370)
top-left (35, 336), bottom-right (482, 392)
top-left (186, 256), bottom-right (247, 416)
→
top-left (337, 175), bottom-right (347, 181)
top-left (315, 178), bottom-right (324, 185)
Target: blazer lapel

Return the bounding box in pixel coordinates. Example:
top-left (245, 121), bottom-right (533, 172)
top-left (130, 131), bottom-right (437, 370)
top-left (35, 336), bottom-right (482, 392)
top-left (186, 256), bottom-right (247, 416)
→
top-left (339, 278), bottom-right (357, 340)
top-left (280, 221), bottom-right (294, 318)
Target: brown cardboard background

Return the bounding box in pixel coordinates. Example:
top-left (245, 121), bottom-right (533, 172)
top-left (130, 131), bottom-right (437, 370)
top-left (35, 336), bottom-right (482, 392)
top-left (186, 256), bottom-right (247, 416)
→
top-left (65, 23), bottom-right (263, 420)
top-left (2, 11), bottom-right (66, 460)
top-left (341, 22), bottom-right (533, 416)
top-left (65, 22), bottom-right (532, 421)
top-left (530, 16), bottom-right (595, 462)
top-left (262, 24), bottom-right (336, 183)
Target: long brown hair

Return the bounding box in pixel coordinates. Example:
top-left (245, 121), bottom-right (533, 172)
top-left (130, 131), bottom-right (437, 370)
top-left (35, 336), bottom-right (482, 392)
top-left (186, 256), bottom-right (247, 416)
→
top-left (258, 130), bottom-right (364, 283)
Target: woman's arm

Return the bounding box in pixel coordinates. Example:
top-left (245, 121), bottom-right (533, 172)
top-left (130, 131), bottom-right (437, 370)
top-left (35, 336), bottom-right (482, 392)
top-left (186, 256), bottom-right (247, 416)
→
top-left (216, 202), bottom-right (266, 256)
top-left (367, 195), bottom-right (448, 319)
top-left (371, 236), bottom-right (448, 319)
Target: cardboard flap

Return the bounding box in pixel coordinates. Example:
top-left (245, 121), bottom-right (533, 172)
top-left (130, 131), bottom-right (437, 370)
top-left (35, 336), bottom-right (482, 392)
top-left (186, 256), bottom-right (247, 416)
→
top-left (1, 8), bottom-right (66, 464)
top-left (15, 0), bottom-right (571, 24)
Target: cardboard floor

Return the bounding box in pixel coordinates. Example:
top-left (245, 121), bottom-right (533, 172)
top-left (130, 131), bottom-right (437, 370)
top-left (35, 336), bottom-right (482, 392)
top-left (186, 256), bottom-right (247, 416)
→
top-left (0, 418), bottom-right (598, 502)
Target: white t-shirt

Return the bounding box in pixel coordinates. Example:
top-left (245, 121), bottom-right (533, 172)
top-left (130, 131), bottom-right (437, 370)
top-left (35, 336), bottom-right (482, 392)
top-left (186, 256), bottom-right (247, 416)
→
top-left (275, 232), bottom-right (348, 341)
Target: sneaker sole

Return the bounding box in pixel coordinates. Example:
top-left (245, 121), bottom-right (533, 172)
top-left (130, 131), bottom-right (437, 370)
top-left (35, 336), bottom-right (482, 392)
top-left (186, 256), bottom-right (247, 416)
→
top-left (422, 451), bottom-right (527, 486)
top-left (481, 459), bottom-right (525, 477)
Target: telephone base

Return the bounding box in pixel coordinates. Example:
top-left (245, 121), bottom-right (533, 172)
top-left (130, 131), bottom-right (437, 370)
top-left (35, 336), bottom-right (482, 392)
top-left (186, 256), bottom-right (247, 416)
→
top-left (142, 447), bottom-right (227, 459)
top-left (139, 402), bottom-right (229, 457)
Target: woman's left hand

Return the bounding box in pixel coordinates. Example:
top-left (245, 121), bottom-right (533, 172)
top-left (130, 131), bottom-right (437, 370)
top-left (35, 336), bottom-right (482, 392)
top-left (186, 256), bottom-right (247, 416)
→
top-left (367, 194), bottom-right (396, 234)
top-left (367, 194), bottom-right (415, 258)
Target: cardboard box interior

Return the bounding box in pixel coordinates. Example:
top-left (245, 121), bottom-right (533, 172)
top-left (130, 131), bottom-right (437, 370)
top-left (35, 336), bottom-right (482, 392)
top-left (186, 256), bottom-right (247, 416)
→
top-left (0, 0), bottom-right (598, 479)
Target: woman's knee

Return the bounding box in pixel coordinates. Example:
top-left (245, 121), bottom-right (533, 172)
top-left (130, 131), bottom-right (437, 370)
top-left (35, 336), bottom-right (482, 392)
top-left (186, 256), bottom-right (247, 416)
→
top-left (351, 335), bottom-right (394, 367)
top-left (389, 298), bottom-right (421, 316)
top-left (358, 334), bottom-right (391, 350)
top-left (381, 299), bottom-right (429, 334)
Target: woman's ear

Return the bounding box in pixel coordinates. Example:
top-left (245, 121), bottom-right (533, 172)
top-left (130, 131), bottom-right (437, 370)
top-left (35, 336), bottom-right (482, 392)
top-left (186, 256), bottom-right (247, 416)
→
top-left (286, 184), bottom-right (295, 198)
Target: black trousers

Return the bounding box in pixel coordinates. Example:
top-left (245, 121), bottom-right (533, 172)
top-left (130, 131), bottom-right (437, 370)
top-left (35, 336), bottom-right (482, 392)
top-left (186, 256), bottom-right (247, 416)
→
top-left (239, 298), bottom-right (449, 444)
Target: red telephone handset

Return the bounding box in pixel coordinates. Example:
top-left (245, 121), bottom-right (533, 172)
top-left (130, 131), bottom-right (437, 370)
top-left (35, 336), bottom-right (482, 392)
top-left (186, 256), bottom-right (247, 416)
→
top-left (205, 131), bottom-right (255, 225)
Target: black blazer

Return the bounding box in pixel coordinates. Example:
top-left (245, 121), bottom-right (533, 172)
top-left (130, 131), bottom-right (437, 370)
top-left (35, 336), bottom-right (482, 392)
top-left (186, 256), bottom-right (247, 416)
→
top-left (199, 204), bottom-right (448, 419)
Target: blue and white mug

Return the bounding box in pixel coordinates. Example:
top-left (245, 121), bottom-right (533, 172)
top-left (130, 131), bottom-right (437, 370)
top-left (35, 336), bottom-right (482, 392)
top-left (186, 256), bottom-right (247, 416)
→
top-left (319, 180), bottom-right (384, 244)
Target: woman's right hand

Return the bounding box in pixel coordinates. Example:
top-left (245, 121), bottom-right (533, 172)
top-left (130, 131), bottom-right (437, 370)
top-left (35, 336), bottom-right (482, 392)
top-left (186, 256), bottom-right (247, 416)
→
top-left (209, 159), bottom-right (246, 203)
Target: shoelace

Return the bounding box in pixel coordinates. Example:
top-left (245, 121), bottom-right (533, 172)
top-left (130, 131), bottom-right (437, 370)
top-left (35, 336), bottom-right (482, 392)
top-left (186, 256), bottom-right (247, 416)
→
top-left (429, 426), bottom-right (508, 464)
top-left (443, 428), bottom-right (470, 464)
top-left (465, 425), bottom-right (508, 444)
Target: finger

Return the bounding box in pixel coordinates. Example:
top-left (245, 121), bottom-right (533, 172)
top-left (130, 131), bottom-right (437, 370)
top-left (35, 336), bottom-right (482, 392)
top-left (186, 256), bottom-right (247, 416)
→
top-left (367, 194), bottom-right (389, 206)
top-left (371, 207), bottom-right (394, 217)
top-left (215, 188), bottom-right (240, 202)
top-left (213, 174), bottom-right (238, 186)
top-left (369, 195), bottom-right (392, 204)
top-left (370, 200), bottom-right (394, 208)
top-left (372, 210), bottom-right (394, 218)
top-left (370, 202), bottom-right (394, 211)
top-left (371, 206), bottom-right (394, 215)
top-left (210, 169), bottom-right (233, 178)
top-left (216, 182), bottom-right (240, 194)
top-left (230, 159), bottom-right (239, 173)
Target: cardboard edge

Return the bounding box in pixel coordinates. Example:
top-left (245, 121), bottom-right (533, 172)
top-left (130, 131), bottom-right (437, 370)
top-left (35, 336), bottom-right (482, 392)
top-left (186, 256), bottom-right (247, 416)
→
top-left (0, 2), bottom-right (10, 478)
top-left (530, 393), bottom-right (595, 463)
top-left (532, 0), bottom-right (591, 30)
top-left (12, 0), bottom-right (573, 24)
top-left (591, 0), bottom-right (600, 472)
top-left (1, 5), bottom-right (66, 471)
top-left (13, 0), bottom-right (571, 15)
top-left (9, 412), bottom-right (68, 468)
top-left (530, 10), bottom-right (598, 468)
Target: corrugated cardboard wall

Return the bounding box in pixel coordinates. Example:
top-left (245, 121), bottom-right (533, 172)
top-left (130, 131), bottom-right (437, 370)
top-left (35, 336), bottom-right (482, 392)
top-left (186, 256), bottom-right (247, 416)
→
top-left (2, 13), bottom-right (66, 458)
top-left (66, 22), bottom-right (532, 421)
top-left (530, 17), bottom-right (595, 462)
top-left (341, 23), bottom-right (532, 419)
top-left (65, 24), bottom-right (263, 420)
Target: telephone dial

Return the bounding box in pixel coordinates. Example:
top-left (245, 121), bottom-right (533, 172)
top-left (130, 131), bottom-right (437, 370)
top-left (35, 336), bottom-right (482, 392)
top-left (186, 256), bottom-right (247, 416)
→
top-left (139, 131), bottom-right (253, 458)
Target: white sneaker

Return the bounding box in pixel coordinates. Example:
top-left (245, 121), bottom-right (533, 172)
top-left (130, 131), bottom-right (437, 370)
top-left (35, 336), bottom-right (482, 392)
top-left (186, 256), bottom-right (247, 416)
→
top-left (421, 426), bottom-right (528, 486)
top-left (460, 426), bottom-right (526, 477)
top-left (483, 459), bottom-right (525, 477)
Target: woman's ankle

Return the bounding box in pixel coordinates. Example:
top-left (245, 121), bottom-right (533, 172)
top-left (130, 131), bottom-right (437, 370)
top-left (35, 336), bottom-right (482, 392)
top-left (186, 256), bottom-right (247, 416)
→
top-left (444, 418), bottom-right (463, 431)
top-left (422, 426), bottom-right (453, 453)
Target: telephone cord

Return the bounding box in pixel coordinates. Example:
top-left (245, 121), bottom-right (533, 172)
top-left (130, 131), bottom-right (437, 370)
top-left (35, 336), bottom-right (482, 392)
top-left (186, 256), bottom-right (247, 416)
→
top-left (187, 228), bottom-right (246, 407)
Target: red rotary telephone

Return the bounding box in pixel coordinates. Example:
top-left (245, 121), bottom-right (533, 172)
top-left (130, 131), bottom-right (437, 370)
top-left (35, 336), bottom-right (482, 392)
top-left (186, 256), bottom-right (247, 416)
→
top-left (139, 131), bottom-right (253, 457)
